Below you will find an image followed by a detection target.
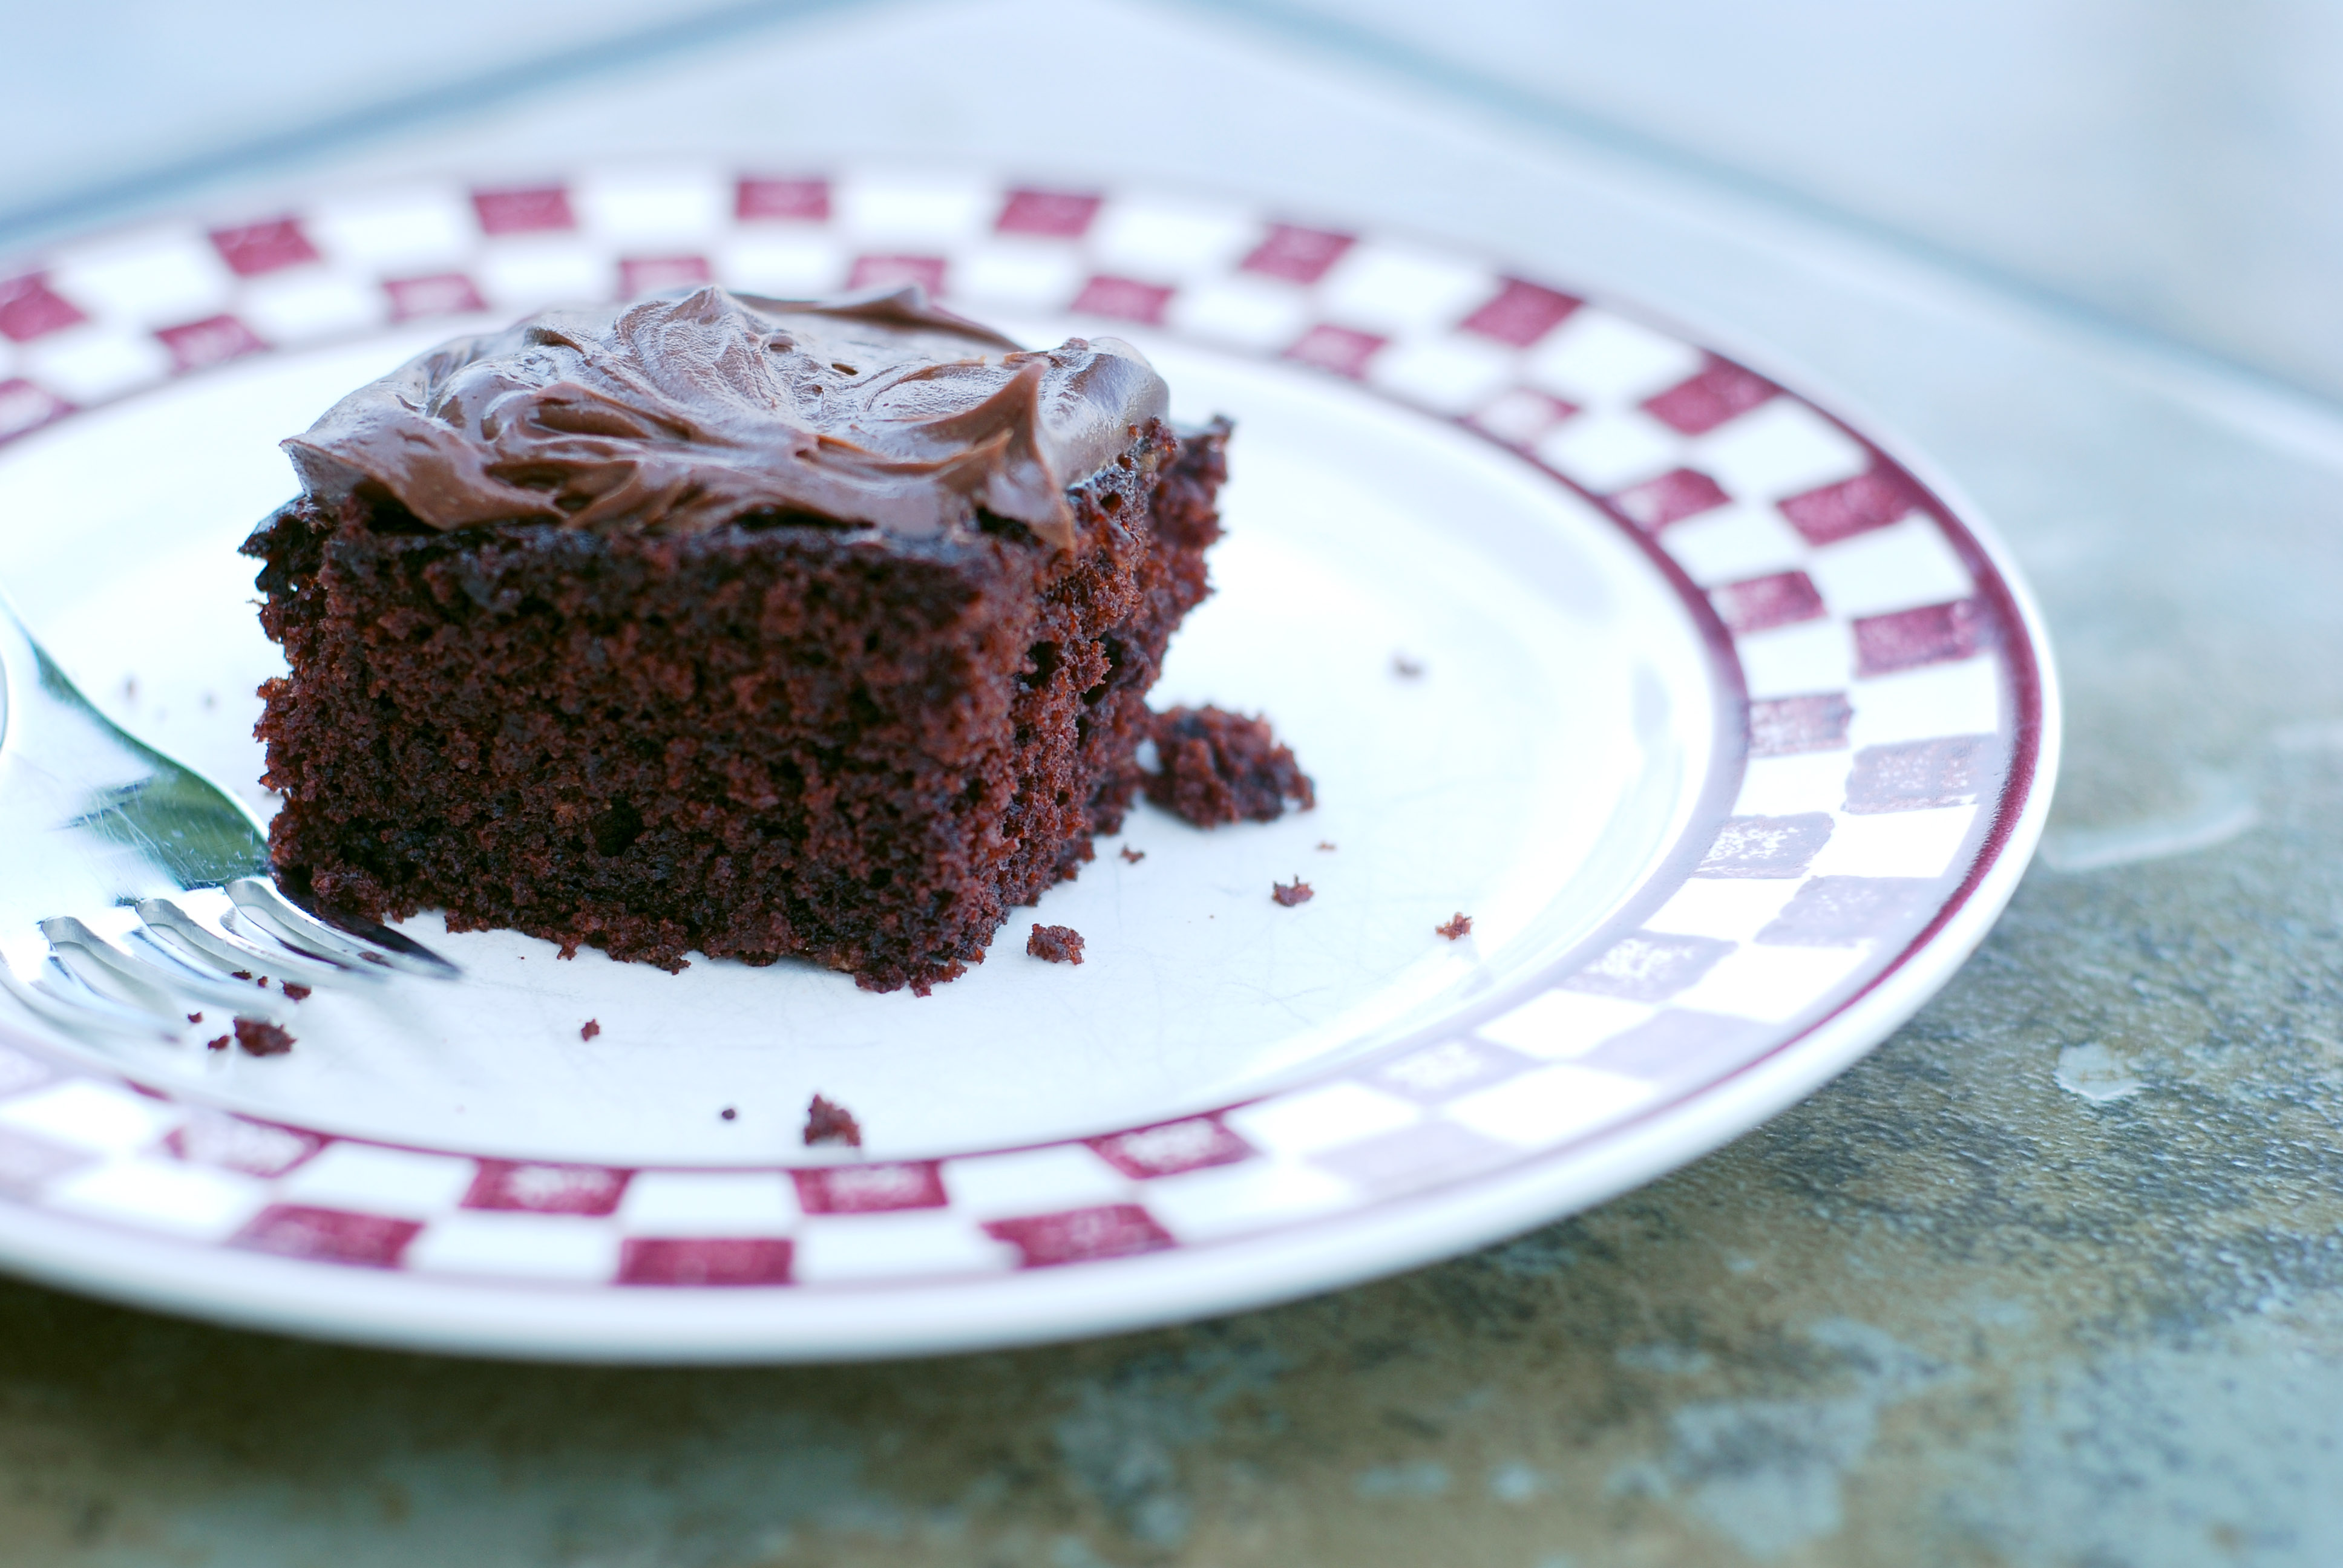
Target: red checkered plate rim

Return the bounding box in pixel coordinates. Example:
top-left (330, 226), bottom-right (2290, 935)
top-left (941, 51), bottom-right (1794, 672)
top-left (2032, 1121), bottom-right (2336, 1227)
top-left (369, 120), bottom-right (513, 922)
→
top-left (0, 164), bottom-right (2058, 1360)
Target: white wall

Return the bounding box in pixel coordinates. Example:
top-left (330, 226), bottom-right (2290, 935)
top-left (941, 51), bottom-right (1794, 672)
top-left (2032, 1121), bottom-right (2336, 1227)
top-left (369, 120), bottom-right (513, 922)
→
top-left (0, 1), bottom-right (756, 223)
top-left (1233, 0), bottom-right (2343, 400)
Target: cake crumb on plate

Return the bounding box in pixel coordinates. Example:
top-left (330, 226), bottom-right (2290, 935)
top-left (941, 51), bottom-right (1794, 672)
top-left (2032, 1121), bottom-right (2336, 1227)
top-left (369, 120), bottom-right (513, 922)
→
top-left (233, 1018), bottom-right (295, 1057)
top-left (804, 1094), bottom-right (862, 1147)
top-left (1145, 706), bottom-right (1314, 827)
top-left (1437, 912), bottom-right (1473, 940)
top-left (1273, 878), bottom-right (1314, 907)
top-left (1028, 925), bottom-right (1086, 964)
top-left (580, 1019), bottom-right (601, 1041)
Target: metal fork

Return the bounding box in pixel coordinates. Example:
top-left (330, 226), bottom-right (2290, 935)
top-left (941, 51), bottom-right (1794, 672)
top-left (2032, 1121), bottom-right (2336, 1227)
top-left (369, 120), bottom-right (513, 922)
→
top-left (0, 594), bottom-right (456, 1044)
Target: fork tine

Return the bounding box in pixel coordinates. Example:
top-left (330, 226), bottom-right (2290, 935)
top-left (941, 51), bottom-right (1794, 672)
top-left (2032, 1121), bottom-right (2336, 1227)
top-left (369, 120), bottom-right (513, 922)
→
top-left (136, 893), bottom-right (369, 988)
top-left (227, 878), bottom-right (461, 980)
top-left (0, 933), bottom-right (184, 1043)
top-left (40, 914), bottom-right (295, 1019)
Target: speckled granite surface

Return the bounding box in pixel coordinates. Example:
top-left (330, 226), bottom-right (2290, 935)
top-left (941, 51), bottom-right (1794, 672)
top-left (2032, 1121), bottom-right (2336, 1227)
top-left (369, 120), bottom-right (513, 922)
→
top-left (7, 4), bottom-right (2343, 1563)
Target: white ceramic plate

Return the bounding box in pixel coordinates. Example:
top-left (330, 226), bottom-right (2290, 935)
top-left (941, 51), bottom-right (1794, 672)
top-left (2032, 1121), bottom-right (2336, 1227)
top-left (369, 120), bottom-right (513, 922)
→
top-left (0, 164), bottom-right (2057, 1360)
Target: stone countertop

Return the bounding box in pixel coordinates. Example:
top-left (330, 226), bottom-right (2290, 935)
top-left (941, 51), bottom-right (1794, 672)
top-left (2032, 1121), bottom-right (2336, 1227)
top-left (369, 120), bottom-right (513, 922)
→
top-left (8, 4), bottom-right (2343, 1563)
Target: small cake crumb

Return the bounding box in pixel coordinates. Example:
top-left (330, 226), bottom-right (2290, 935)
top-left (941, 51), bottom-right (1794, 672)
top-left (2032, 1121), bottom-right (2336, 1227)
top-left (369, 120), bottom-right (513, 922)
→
top-left (720, 1106), bottom-right (737, 1122)
top-left (1437, 912), bottom-right (1474, 941)
top-left (1145, 707), bottom-right (1314, 828)
top-left (1392, 654), bottom-right (1426, 679)
top-left (1028, 924), bottom-right (1086, 964)
top-left (232, 1018), bottom-right (295, 1057)
top-left (1273, 878), bottom-right (1314, 907)
top-left (230, 970), bottom-right (252, 981)
top-left (1120, 846), bottom-right (1146, 864)
top-left (804, 1094), bottom-right (862, 1148)
top-left (580, 1019), bottom-right (601, 1041)
top-left (1317, 841), bottom-right (1337, 852)
top-left (205, 1034), bottom-right (229, 1052)
top-left (186, 1013), bottom-right (203, 1025)
top-left (281, 982), bottom-right (312, 1001)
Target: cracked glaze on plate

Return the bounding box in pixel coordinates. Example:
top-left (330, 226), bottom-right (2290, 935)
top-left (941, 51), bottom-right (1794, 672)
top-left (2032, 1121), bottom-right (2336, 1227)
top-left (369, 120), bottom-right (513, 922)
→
top-left (0, 164), bottom-right (2057, 1359)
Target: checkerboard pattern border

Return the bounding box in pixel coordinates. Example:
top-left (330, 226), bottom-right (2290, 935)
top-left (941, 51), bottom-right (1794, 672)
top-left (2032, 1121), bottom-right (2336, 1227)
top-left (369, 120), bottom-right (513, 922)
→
top-left (0, 166), bottom-right (2036, 1293)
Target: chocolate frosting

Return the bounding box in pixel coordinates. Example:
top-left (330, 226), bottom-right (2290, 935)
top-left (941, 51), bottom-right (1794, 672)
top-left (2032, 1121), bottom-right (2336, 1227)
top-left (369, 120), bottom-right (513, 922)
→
top-left (282, 284), bottom-right (1170, 550)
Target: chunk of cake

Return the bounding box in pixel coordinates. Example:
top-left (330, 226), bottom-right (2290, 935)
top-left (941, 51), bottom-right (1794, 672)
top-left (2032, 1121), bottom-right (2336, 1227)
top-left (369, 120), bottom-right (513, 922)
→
top-left (1144, 705), bottom-right (1314, 827)
top-left (243, 284), bottom-right (1230, 992)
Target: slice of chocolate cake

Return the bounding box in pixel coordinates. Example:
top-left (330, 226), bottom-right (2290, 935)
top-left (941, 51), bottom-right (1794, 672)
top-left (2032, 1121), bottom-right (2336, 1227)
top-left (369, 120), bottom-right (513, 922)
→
top-left (243, 284), bottom-right (1230, 993)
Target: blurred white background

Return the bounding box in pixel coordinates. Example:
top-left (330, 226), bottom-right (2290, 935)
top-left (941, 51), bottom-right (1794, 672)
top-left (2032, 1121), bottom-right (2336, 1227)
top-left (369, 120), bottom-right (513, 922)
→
top-left (4, 0), bottom-right (2341, 398)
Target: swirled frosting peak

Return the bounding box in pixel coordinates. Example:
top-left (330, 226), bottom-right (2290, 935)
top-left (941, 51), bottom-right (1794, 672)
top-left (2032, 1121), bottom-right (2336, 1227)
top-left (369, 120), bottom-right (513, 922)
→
top-left (282, 284), bottom-right (1170, 549)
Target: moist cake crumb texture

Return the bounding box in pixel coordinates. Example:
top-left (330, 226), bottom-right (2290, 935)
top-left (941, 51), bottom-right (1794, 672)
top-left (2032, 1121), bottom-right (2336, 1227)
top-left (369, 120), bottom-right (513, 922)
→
top-left (243, 286), bottom-right (1234, 994)
top-left (1436, 912), bottom-right (1473, 940)
top-left (1272, 878), bottom-right (1314, 907)
top-left (1027, 924), bottom-right (1086, 964)
top-left (803, 1094), bottom-right (862, 1147)
top-left (1144, 706), bottom-right (1315, 828)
